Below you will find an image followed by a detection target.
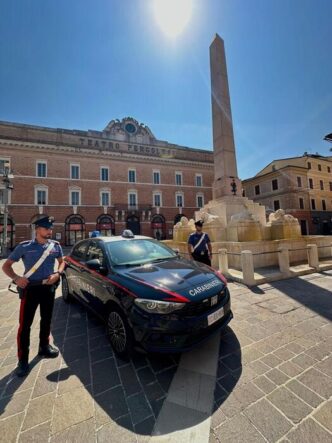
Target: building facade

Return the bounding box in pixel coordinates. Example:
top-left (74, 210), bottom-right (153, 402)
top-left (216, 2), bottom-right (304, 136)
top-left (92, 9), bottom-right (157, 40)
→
top-left (242, 154), bottom-right (332, 235)
top-left (0, 117), bottom-right (213, 248)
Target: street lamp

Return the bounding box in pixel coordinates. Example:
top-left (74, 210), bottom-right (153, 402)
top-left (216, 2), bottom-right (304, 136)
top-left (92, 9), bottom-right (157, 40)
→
top-left (1, 162), bottom-right (14, 257)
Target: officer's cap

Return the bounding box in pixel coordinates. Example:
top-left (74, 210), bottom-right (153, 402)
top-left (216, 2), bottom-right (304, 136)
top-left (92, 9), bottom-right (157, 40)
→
top-left (34, 216), bottom-right (54, 229)
top-left (194, 220), bottom-right (204, 227)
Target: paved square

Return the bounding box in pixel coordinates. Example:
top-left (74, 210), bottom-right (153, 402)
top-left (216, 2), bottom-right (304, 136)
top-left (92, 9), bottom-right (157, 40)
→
top-left (0, 261), bottom-right (331, 442)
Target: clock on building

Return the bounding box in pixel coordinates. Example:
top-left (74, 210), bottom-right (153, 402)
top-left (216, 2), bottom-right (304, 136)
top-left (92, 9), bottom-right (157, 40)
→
top-left (125, 122), bottom-right (137, 134)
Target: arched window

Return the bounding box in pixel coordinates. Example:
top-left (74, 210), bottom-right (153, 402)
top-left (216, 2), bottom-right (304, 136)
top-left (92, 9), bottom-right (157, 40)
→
top-left (0, 215), bottom-right (15, 252)
top-left (174, 214), bottom-right (186, 225)
top-left (96, 214), bottom-right (115, 236)
top-left (151, 214), bottom-right (166, 240)
top-left (65, 214), bottom-right (85, 246)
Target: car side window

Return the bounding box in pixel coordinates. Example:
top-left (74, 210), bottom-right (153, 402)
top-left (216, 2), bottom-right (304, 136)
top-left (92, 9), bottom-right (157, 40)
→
top-left (71, 241), bottom-right (89, 261)
top-left (86, 241), bottom-right (105, 266)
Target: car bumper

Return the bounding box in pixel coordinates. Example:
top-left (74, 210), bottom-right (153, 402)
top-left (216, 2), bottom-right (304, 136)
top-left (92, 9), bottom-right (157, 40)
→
top-left (130, 294), bottom-right (233, 353)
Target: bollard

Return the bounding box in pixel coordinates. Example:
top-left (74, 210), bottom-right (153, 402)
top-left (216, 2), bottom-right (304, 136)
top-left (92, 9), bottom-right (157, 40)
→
top-left (307, 244), bottom-right (319, 270)
top-left (218, 248), bottom-right (228, 274)
top-left (278, 247), bottom-right (291, 275)
top-left (241, 250), bottom-right (255, 286)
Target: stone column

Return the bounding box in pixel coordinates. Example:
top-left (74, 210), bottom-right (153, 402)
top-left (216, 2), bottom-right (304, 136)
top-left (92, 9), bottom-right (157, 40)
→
top-left (218, 248), bottom-right (229, 274)
top-left (210, 34), bottom-right (241, 199)
top-left (241, 250), bottom-right (255, 286)
top-left (307, 244), bottom-right (319, 270)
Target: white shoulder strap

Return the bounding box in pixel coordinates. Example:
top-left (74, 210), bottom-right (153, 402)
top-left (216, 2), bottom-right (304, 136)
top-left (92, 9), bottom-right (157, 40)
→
top-left (193, 233), bottom-right (206, 251)
top-left (24, 242), bottom-right (55, 279)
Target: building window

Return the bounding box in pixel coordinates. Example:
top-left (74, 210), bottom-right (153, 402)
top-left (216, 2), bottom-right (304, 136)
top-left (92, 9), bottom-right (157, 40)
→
top-left (308, 162), bottom-right (311, 169)
top-left (70, 190), bottom-right (80, 206)
top-left (272, 165), bottom-right (276, 171)
top-left (71, 164), bottom-right (80, 180)
top-left (320, 180), bottom-right (324, 190)
top-left (299, 198), bottom-right (304, 209)
top-left (153, 171), bottom-right (160, 185)
top-left (297, 177), bottom-right (302, 187)
top-left (35, 187), bottom-right (48, 205)
top-left (176, 193), bottom-right (184, 207)
top-left (254, 185), bottom-right (260, 195)
top-left (100, 167), bottom-right (109, 181)
top-left (153, 193), bottom-right (161, 207)
top-left (318, 164), bottom-right (322, 171)
top-left (272, 179), bottom-right (278, 191)
top-left (128, 169), bottom-right (136, 183)
top-left (128, 192), bottom-right (137, 207)
top-left (195, 174), bottom-right (202, 187)
top-left (0, 159), bottom-right (10, 175)
top-left (322, 200), bottom-right (326, 211)
top-left (100, 191), bottom-right (110, 206)
top-left (309, 178), bottom-right (313, 189)
top-left (328, 166), bottom-right (331, 173)
top-left (329, 182), bottom-right (332, 192)
top-left (37, 161), bottom-right (47, 178)
top-left (196, 194), bottom-right (204, 208)
top-left (175, 172), bottom-right (182, 186)
top-left (311, 199), bottom-right (316, 210)
top-left (273, 200), bottom-right (280, 211)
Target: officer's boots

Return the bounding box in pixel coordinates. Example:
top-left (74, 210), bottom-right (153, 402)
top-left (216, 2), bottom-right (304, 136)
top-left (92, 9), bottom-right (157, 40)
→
top-left (16, 359), bottom-right (29, 377)
top-left (38, 344), bottom-right (59, 358)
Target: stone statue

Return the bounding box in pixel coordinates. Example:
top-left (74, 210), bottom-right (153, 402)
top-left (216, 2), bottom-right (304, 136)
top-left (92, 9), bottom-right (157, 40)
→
top-left (196, 210), bottom-right (220, 224)
top-left (269, 209), bottom-right (298, 224)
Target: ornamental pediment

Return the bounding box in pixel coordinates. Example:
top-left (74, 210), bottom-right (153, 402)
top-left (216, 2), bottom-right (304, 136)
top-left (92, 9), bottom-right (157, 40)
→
top-left (103, 117), bottom-right (155, 141)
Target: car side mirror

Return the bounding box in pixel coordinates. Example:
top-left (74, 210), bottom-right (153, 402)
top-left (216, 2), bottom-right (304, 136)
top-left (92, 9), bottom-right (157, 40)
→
top-left (86, 258), bottom-right (108, 275)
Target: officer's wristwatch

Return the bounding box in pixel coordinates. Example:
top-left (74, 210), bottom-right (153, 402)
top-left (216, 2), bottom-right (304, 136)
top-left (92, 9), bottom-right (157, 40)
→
top-left (55, 271), bottom-right (63, 276)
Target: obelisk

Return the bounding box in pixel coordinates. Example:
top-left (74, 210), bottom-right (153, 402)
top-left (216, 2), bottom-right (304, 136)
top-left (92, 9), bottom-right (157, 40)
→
top-left (210, 34), bottom-right (241, 199)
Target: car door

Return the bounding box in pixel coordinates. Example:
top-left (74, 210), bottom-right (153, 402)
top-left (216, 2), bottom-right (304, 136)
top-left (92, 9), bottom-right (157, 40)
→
top-left (66, 240), bottom-right (90, 298)
top-left (83, 240), bottom-right (113, 316)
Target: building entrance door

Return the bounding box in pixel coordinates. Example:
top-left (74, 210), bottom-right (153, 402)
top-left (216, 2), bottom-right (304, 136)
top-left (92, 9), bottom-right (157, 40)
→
top-left (126, 215), bottom-right (140, 235)
top-left (300, 220), bottom-right (307, 235)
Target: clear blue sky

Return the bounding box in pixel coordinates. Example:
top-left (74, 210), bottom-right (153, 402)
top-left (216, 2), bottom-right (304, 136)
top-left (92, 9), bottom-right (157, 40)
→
top-left (0, 0), bottom-right (331, 178)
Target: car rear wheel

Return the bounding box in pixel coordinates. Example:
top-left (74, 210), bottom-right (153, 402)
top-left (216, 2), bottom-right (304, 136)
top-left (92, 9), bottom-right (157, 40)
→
top-left (62, 276), bottom-right (73, 303)
top-left (107, 307), bottom-right (133, 360)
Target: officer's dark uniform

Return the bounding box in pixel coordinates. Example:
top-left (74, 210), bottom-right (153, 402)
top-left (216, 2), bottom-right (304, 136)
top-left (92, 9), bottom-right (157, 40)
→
top-left (188, 225), bottom-right (211, 266)
top-left (8, 216), bottom-right (63, 373)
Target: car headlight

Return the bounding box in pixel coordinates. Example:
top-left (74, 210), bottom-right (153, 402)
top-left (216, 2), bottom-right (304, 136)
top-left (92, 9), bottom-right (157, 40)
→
top-left (134, 298), bottom-right (185, 314)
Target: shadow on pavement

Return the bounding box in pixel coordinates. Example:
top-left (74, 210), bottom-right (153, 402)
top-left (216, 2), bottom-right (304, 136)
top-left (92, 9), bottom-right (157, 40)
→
top-left (0, 294), bottom-right (241, 437)
top-left (49, 296), bottom-right (241, 436)
top-left (269, 275), bottom-right (332, 321)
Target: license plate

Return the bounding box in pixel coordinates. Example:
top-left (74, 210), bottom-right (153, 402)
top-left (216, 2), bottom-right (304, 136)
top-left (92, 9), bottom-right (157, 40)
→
top-left (207, 306), bottom-right (224, 326)
top-left (211, 295), bottom-right (218, 306)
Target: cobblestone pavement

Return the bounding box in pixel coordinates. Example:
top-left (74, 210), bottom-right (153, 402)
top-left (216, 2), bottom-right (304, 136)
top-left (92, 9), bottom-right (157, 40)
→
top-left (0, 260), bottom-right (331, 442)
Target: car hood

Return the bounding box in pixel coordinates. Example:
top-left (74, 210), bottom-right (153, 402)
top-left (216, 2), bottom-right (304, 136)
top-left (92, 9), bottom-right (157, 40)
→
top-left (114, 257), bottom-right (225, 301)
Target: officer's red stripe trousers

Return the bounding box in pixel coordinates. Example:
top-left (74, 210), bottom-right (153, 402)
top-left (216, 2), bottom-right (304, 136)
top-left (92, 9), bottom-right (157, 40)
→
top-left (17, 292), bottom-right (27, 360)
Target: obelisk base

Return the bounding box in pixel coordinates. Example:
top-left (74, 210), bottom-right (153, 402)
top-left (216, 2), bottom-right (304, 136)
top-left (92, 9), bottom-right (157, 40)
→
top-left (212, 177), bottom-right (242, 200)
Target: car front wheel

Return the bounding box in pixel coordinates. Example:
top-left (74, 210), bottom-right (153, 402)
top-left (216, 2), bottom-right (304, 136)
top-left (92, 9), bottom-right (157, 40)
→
top-left (107, 308), bottom-right (133, 360)
top-left (61, 276), bottom-right (73, 303)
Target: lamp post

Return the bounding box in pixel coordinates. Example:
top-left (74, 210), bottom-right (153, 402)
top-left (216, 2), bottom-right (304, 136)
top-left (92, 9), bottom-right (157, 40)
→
top-left (1, 163), bottom-right (14, 257)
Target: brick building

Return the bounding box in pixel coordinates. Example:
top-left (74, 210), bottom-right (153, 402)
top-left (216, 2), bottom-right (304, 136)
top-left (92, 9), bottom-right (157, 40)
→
top-left (0, 117), bottom-right (213, 248)
top-left (242, 153), bottom-right (332, 235)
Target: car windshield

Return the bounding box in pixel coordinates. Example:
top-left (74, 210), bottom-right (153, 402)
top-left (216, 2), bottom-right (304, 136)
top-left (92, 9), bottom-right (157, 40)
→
top-left (105, 239), bottom-right (177, 266)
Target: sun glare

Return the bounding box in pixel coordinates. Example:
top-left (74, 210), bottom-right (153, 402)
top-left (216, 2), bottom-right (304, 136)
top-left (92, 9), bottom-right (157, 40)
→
top-left (153, 0), bottom-right (193, 38)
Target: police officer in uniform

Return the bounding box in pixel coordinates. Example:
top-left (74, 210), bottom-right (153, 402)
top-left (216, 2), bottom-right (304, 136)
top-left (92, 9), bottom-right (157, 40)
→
top-left (2, 216), bottom-right (65, 377)
top-left (187, 220), bottom-right (212, 266)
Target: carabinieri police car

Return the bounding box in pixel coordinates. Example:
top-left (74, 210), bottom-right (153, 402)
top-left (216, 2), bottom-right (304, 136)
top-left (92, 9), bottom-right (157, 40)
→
top-left (62, 231), bottom-right (233, 358)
